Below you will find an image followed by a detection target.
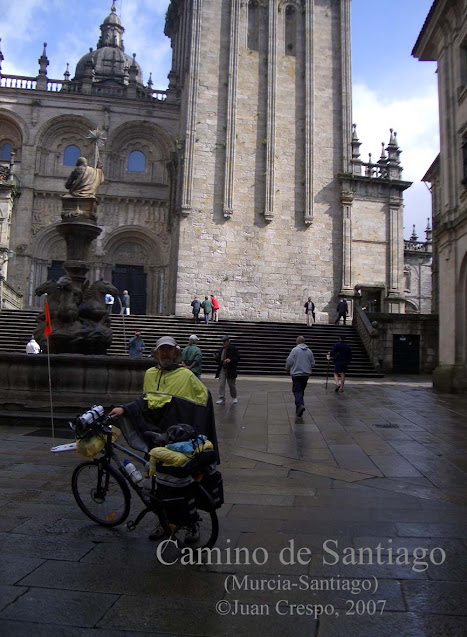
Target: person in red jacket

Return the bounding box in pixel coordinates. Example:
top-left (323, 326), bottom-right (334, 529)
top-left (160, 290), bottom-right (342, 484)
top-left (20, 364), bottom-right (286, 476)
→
top-left (210, 294), bottom-right (220, 322)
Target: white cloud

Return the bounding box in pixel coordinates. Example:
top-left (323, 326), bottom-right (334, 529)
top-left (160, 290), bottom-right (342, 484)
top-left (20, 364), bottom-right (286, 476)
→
top-left (353, 82), bottom-right (439, 238)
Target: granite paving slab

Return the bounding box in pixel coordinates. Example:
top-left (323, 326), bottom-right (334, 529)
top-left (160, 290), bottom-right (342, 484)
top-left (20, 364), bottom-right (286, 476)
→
top-left (232, 447), bottom-right (377, 481)
top-left (0, 588), bottom-right (118, 627)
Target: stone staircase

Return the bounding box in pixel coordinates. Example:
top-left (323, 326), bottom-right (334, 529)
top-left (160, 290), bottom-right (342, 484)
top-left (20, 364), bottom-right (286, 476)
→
top-left (0, 309), bottom-right (382, 377)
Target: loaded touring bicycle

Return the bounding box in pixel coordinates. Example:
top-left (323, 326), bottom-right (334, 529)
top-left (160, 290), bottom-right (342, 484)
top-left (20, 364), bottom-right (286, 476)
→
top-left (52, 405), bottom-right (223, 551)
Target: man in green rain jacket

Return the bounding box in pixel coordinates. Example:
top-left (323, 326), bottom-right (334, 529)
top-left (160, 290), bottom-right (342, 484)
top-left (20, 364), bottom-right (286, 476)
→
top-left (109, 336), bottom-right (218, 457)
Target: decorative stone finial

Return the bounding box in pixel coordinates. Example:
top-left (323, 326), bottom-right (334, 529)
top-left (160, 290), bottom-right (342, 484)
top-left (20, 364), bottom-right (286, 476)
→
top-left (0, 38), bottom-right (4, 73)
top-left (425, 218), bottom-right (432, 243)
top-left (147, 72), bottom-right (153, 90)
top-left (410, 225), bottom-right (418, 241)
top-left (38, 42), bottom-right (49, 76)
top-left (111, 1), bottom-right (117, 12)
top-left (64, 62), bottom-right (70, 81)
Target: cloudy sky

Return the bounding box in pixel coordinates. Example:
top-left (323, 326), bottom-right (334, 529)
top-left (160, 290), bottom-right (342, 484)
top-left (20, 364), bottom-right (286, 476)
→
top-left (0, 0), bottom-right (438, 239)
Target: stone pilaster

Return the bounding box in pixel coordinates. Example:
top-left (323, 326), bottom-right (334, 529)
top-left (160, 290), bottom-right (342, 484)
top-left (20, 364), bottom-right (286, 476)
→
top-left (340, 0), bottom-right (352, 173)
top-left (264, 0), bottom-right (278, 222)
top-left (340, 190), bottom-right (353, 293)
top-left (223, 0), bottom-right (241, 220)
top-left (304, 0), bottom-right (315, 224)
top-left (180, 0), bottom-right (203, 217)
top-left (386, 195), bottom-right (406, 312)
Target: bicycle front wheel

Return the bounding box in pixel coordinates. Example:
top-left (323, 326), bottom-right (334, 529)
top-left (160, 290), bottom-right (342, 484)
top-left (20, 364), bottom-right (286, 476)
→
top-left (72, 461), bottom-right (131, 527)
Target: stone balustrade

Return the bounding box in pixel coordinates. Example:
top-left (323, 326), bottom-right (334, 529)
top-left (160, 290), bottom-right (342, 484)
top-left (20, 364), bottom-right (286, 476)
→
top-left (0, 73), bottom-right (167, 102)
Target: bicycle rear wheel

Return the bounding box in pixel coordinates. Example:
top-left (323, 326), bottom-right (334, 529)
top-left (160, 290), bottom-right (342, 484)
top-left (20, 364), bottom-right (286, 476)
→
top-left (72, 460), bottom-right (131, 527)
top-left (168, 483), bottom-right (219, 549)
top-left (172, 507), bottom-right (219, 550)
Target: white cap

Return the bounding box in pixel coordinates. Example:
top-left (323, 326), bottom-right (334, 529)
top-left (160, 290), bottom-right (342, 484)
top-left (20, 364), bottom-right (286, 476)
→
top-left (189, 334), bottom-right (199, 341)
top-left (155, 336), bottom-right (177, 350)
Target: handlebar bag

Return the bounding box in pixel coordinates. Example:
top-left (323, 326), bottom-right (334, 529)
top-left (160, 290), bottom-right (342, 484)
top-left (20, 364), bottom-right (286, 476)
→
top-left (76, 426), bottom-right (121, 457)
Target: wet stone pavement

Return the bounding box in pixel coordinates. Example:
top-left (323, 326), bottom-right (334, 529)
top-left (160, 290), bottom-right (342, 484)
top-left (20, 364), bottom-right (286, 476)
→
top-left (0, 375), bottom-right (467, 636)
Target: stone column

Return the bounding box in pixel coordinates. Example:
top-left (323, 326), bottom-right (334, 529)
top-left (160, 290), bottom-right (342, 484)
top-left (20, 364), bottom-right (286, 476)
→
top-left (304, 0), bottom-right (314, 224)
top-left (340, 190), bottom-right (353, 293)
top-left (223, 0), bottom-right (241, 219)
top-left (264, 0), bottom-right (278, 222)
top-left (180, 0), bottom-right (203, 217)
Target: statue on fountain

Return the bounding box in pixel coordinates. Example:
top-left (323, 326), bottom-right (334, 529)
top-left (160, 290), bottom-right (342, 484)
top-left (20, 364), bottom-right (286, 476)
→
top-left (65, 157), bottom-right (104, 198)
top-left (34, 129), bottom-right (116, 355)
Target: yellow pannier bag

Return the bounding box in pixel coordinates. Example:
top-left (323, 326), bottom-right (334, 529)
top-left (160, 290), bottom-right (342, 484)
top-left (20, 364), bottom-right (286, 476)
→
top-left (76, 426), bottom-right (121, 458)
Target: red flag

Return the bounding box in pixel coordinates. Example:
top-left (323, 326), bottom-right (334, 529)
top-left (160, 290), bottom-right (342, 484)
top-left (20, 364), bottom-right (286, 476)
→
top-left (44, 300), bottom-right (52, 338)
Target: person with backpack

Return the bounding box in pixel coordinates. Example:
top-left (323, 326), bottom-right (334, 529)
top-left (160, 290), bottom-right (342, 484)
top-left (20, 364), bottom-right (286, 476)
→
top-left (304, 296), bottom-right (315, 326)
top-left (191, 295), bottom-right (201, 323)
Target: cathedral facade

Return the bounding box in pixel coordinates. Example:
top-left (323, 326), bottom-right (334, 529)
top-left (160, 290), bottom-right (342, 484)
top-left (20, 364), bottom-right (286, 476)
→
top-left (0, 1), bottom-right (409, 321)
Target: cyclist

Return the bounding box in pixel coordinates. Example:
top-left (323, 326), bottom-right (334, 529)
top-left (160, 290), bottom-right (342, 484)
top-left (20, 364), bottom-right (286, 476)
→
top-left (108, 335), bottom-right (218, 457)
top-left (109, 335), bottom-right (218, 542)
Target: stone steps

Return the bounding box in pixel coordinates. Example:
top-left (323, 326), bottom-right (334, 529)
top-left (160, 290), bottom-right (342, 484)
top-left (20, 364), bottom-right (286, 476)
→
top-left (0, 309), bottom-right (382, 377)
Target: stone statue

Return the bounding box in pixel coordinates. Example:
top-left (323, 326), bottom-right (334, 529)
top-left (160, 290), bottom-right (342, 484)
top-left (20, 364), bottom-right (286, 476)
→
top-left (65, 157), bottom-right (104, 197)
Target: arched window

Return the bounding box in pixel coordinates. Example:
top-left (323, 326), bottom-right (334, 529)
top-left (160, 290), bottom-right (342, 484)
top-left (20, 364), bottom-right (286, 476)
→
top-left (247, 1), bottom-right (259, 51)
top-left (1, 142), bottom-right (12, 161)
top-left (128, 150), bottom-right (146, 172)
top-left (285, 5), bottom-right (297, 56)
top-left (63, 145), bottom-right (81, 166)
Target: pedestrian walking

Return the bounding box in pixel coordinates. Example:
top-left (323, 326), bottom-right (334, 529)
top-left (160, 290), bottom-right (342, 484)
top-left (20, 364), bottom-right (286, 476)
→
top-left (285, 336), bottom-right (315, 417)
top-left (105, 292), bottom-right (114, 314)
top-left (122, 289), bottom-right (130, 315)
top-left (181, 334), bottom-right (203, 379)
top-left (128, 331), bottom-right (145, 358)
top-left (25, 336), bottom-right (41, 354)
top-left (214, 335), bottom-right (240, 405)
top-left (335, 297), bottom-right (349, 325)
top-left (201, 295), bottom-right (213, 324)
top-left (328, 335), bottom-right (352, 393)
top-left (304, 296), bottom-right (315, 326)
top-left (210, 294), bottom-right (220, 322)
top-left (191, 295), bottom-right (201, 323)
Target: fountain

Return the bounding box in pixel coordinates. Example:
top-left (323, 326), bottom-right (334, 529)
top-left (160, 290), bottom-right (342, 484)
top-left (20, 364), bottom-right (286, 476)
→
top-left (34, 130), bottom-right (118, 354)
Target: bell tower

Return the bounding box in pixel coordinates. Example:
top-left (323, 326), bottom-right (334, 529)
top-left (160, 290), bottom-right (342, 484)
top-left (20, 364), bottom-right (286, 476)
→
top-left (167, 1), bottom-right (402, 322)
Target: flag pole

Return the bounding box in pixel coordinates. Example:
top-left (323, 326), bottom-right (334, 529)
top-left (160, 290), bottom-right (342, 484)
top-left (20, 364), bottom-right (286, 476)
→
top-left (44, 294), bottom-right (54, 442)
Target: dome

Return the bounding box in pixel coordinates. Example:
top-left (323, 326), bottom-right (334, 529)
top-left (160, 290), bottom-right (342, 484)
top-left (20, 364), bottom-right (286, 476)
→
top-left (103, 11), bottom-right (121, 27)
top-left (72, 2), bottom-right (143, 86)
top-left (74, 48), bottom-right (143, 85)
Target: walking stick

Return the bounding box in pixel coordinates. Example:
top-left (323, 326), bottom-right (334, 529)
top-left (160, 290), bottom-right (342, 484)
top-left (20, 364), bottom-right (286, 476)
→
top-left (325, 356), bottom-right (330, 390)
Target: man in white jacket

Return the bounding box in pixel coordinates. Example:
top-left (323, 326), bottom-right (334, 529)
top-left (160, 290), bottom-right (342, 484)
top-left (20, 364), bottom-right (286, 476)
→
top-left (285, 336), bottom-right (315, 417)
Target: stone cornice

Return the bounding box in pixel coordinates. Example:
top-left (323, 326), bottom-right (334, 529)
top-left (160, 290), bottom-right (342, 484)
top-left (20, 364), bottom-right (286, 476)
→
top-left (338, 173), bottom-right (412, 194)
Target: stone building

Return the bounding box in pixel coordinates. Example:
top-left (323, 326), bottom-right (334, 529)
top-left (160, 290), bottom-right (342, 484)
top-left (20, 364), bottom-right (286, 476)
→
top-left (403, 222), bottom-right (433, 314)
top-left (0, 1), bottom-right (410, 321)
top-left (413, 0), bottom-right (467, 392)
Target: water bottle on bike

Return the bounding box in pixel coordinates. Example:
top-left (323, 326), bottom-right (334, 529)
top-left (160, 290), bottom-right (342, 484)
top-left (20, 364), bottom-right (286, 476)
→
top-left (123, 460), bottom-right (144, 487)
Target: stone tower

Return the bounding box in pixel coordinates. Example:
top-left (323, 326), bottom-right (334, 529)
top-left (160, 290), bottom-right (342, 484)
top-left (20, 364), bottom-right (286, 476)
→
top-left (166, 0), bottom-right (408, 321)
